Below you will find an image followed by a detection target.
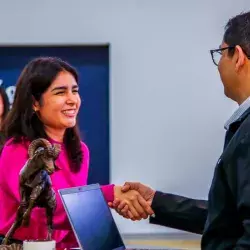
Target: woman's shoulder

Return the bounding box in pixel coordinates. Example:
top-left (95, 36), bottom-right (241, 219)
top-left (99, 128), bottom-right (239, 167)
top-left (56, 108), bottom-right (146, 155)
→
top-left (80, 141), bottom-right (89, 155)
top-left (80, 141), bottom-right (90, 167)
top-left (80, 140), bottom-right (88, 149)
top-left (2, 137), bottom-right (29, 156)
top-left (0, 138), bottom-right (29, 172)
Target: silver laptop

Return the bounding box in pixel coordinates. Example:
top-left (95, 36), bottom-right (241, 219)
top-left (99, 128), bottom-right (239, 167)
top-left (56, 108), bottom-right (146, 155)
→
top-left (58, 184), bottom-right (183, 250)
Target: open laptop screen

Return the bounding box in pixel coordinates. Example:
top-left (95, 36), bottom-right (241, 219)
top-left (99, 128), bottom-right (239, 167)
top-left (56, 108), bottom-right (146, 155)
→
top-left (60, 185), bottom-right (125, 250)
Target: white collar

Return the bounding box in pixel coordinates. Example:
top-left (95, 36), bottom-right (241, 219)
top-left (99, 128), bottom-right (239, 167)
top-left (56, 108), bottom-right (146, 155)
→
top-left (224, 97), bottom-right (250, 130)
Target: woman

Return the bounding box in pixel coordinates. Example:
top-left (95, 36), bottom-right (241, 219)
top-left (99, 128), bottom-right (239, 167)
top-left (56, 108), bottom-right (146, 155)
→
top-left (0, 57), bottom-right (152, 249)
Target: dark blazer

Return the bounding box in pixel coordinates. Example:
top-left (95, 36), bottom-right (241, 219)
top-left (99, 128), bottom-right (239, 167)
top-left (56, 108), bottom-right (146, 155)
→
top-left (150, 107), bottom-right (250, 250)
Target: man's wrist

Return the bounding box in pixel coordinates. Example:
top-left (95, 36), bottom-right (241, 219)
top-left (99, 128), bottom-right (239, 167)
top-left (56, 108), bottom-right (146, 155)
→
top-left (148, 190), bottom-right (156, 206)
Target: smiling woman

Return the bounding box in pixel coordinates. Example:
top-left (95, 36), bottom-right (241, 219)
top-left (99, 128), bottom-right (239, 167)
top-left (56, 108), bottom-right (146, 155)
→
top-left (0, 57), bottom-right (153, 249)
top-left (33, 71), bottom-right (81, 144)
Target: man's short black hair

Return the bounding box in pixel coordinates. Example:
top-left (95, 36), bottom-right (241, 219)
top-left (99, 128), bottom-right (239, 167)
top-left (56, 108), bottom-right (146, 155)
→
top-left (224, 11), bottom-right (250, 56)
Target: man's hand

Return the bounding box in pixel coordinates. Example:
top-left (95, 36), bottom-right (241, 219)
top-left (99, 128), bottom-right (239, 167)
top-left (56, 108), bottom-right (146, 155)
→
top-left (122, 182), bottom-right (156, 206)
top-left (109, 183), bottom-right (155, 220)
top-left (110, 185), bottom-right (154, 220)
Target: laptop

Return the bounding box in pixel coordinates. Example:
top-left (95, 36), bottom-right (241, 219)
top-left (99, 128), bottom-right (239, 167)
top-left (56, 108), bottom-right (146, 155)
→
top-left (58, 184), bottom-right (184, 250)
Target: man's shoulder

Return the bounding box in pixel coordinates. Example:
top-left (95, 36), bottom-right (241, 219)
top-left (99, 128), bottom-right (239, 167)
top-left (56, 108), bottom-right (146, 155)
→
top-left (235, 113), bottom-right (250, 140)
top-left (223, 115), bottom-right (250, 165)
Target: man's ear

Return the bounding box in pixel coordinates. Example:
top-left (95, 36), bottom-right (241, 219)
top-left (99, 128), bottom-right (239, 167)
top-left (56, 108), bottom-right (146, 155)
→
top-left (235, 45), bottom-right (246, 72)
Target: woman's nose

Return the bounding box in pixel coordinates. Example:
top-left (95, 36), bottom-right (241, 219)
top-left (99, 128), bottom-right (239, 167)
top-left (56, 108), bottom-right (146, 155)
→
top-left (66, 92), bottom-right (78, 105)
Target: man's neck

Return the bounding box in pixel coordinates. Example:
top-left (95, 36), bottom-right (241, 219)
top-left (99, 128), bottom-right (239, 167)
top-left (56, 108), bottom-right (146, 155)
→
top-left (234, 88), bottom-right (250, 105)
top-left (235, 74), bottom-right (250, 105)
top-left (237, 95), bottom-right (249, 105)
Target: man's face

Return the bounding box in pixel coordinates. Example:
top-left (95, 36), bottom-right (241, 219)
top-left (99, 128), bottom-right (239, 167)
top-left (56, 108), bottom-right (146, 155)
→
top-left (218, 42), bottom-right (238, 99)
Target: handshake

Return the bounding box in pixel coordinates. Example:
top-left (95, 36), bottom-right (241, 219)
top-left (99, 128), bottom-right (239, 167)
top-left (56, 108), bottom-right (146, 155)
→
top-left (109, 182), bottom-right (156, 221)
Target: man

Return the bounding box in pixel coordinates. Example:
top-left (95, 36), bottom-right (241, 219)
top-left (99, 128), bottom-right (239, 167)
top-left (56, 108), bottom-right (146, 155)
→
top-left (110, 11), bottom-right (250, 249)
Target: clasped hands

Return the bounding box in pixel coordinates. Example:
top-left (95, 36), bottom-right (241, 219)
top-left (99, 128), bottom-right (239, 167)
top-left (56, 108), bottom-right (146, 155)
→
top-left (109, 182), bottom-right (156, 221)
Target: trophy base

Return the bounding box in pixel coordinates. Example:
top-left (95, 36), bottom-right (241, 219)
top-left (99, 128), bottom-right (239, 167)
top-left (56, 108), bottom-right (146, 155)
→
top-left (23, 240), bottom-right (55, 250)
top-left (0, 243), bottom-right (22, 249)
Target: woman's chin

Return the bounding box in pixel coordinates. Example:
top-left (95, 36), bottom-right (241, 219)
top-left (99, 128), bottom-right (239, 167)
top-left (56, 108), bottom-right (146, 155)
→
top-left (60, 118), bottom-right (77, 128)
top-left (64, 122), bottom-right (77, 129)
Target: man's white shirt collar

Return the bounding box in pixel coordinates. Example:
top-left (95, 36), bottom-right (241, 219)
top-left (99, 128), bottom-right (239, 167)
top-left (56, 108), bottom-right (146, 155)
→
top-left (224, 97), bottom-right (250, 130)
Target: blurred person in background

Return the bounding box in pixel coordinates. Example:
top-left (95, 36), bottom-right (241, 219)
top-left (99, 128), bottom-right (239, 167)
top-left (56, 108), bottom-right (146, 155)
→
top-left (0, 86), bottom-right (10, 144)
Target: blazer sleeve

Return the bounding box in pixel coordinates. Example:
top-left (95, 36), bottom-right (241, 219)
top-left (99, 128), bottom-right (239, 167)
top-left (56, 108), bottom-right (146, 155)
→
top-left (149, 191), bottom-right (208, 234)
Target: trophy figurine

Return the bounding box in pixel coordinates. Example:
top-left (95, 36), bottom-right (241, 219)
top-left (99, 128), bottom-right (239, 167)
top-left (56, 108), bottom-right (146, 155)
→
top-left (0, 138), bottom-right (61, 249)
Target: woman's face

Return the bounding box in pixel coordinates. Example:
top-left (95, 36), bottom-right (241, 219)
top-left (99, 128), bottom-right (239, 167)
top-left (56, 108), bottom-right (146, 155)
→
top-left (34, 71), bottom-right (81, 132)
